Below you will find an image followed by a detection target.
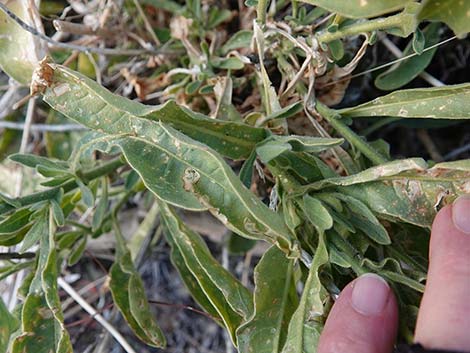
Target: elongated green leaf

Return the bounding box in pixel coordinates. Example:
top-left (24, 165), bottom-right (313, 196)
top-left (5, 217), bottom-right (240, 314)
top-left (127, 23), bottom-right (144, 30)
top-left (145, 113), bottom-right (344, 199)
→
top-left (0, 209), bottom-right (32, 235)
top-left (109, 234), bottom-right (166, 348)
top-left (375, 22), bottom-right (441, 91)
top-left (237, 246), bottom-right (297, 353)
top-left (300, 196), bottom-right (334, 234)
top-left (42, 64), bottom-right (266, 160)
top-left (12, 209), bottom-right (73, 353)
top-left (0, 297), bottom-right (17, 353)
top-left (334, 194), bottom-right (390, 245)
top-left (257, 136), bottom-right (343, 167)
top-left (299, 159), bottom-right (470, 228)
top-left (0, 0), bottom-right (43, 84)
top-left (160, 201), bottom-right (253, 344)
top-left (10, 153), bottom-right (69, 171)
top-left (298, 0), bottom-right (413, 18)
top-left (281, 234), bottom-right (329, 353)
top-left (20, 210), bottom-right (47, 253)
top-left (166, 230), bottom-right (221, 320)
top-left (42, 65), bottom-right (299, 256)
top-left (221, 30), bottom-right (253, 53)
top-left (270, 136), bottom-right (344, 154)
top-left (418, 0), bottom-right (470, 37)
top-left (340, 84), bottom-right (470, 119)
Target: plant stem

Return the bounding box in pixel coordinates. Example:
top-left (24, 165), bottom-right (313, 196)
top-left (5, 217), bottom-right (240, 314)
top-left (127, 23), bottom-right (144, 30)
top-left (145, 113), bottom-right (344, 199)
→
top-left (316, 10), bottom-right (407, 43)
top-left (315, 103), bottom-right (388, 166)
top-left (0, 252), bottom-right (35, 260)
top-left (257, 0), bottom-right (268, 24)
top-left (0, 157), bottom-right (125, 216)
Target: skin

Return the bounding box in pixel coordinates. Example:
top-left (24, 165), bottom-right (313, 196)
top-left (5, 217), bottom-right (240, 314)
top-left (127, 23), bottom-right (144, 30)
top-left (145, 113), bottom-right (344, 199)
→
top-left (318, 199), bottom-right (470, 353)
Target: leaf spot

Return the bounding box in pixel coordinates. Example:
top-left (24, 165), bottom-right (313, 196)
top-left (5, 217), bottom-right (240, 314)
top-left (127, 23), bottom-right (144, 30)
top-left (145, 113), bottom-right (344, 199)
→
top-left (183, 168), bottom-right (201, 192)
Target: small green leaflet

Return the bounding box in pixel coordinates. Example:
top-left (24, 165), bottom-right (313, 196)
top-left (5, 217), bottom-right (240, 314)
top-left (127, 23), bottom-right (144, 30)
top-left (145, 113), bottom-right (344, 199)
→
top-left (375, 23), bottom-right (441, 91)
top-left (340, 84), bottom-right (470, 119)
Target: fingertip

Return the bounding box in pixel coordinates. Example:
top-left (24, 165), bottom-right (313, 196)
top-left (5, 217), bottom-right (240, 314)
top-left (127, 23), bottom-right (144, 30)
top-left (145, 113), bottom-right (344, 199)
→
top-left (415, 197), bottom-right (470, 350)
top-left (318, 274), bottom-right (398, 353)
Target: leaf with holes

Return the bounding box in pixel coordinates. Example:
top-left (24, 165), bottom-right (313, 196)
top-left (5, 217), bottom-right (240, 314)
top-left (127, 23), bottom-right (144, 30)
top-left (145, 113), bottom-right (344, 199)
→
top-left (42, 64), bottom-right (300, 257)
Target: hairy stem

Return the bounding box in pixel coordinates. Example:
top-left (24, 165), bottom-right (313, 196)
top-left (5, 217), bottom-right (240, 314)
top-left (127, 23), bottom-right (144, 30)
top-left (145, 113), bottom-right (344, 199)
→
top-left (315, 103), bottom-right (388, 166)
top-left (257, 0), bottom-right (269, 24)
top-left (317, 10), bottom-right (408, 43)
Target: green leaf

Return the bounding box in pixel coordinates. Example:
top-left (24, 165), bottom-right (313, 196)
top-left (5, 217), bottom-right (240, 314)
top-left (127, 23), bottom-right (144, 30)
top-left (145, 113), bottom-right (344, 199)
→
top-left (237, 246), bottom-right (297, 353)
top-left (335, 194), bottom-right (391, 245)
top-left (256, 136), bottom-right (343, 164)
top-left (273, 136), bottom-right (344, 154)
top-left (0, 209), bottom-right (32, 235)
top-left (0, 297), bottom-right (18, 353)
top-left (12, 209), bottom-right (73, 353)
top-left (43, 65), bottom-right (299, 257)
top-left (264, 102), bottom-right (304, 122)
top-left (212, 57), bottom-right (245, 70)
top-left (340, 83), bottom-right (470, 119)
top-left (418, 0), bottom-right (470, 37)
top-left (257, 140), bottom-right (292, 163)
top-left (375, 22), bottom-right (441, 91)
top-left (297, 0), bottom-right (413, 18)
top-left (67, 235), bottom-right (87, 266)
top-left (281, 234), bottom-right (329, 353)
top-left (92, 178), bottom-right (108, 232)
top-left (300, 196), bottom-right (333, 234)
top-left (9, 153), bottom-right (69, 171)
top-left (0, 0), bottom-right (42, 84)
top-left (299, 159), bottom-right (470, 228)
top-left (160, 201), bottom-right (253, 344)
top-left (20, 210), bottom-right (47, 253)
top-left (221, 30), bottom-right (253, 54)
top-left (109, 234), bottom-right (166, 348)
top-left (42, 65), bottom-right (267, 160)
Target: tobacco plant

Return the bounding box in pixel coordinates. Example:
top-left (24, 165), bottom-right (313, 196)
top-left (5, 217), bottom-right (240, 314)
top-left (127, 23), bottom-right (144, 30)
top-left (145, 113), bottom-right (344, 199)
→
top-left (0, 0), bottom-right (469, 352)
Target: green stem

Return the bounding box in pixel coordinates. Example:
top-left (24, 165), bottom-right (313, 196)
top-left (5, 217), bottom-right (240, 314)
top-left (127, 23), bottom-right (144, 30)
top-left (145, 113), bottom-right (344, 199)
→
top-left (0, 157), bottom-right (125, 216)
top-left (292, 0), bottom-right (299, 18)
top-left (257, 0), bottom-right (268, 24)
top-left (317, 10), bottom-right (406, 43)
top-left (316, 103), bottom-right (388, 166)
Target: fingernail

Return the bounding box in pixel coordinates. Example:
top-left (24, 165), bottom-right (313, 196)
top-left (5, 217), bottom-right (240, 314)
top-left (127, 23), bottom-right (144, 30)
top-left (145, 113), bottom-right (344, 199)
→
top-left (351, 273), bottom-right (390, 316)
top-left (452, 195), bottom-right (470, 234)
